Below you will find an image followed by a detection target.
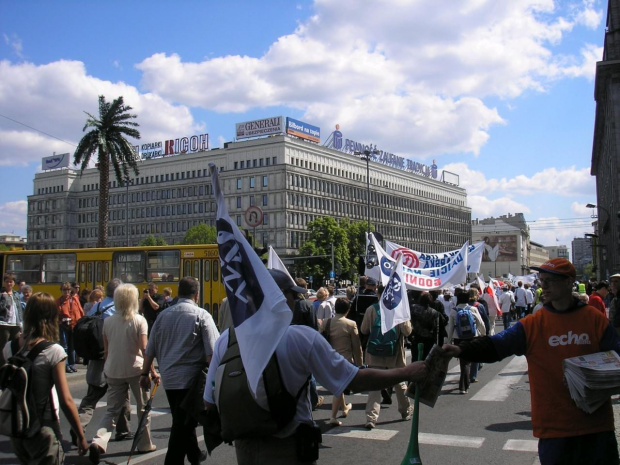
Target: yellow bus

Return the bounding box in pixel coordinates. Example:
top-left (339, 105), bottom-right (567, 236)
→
top-left (0, 245), bottom-right (226, 324)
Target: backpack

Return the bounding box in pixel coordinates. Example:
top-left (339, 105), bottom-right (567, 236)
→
top-left (0, 339), bottom-right (54, 438)
top-left (455, 305), bottom-right (476, 339)
top-left (73, 302), bottom-right (111, 360)
top-left (215, 327), bottom-right (309, 442)
top-left (366, 304), bottom-right (399, 357)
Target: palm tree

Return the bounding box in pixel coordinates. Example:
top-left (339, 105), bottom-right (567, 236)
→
top-left (74, 95), bottom-right (141, 247)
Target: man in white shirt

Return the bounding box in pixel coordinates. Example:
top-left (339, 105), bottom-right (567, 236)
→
top-left (499, 285), bottom-right (515, 329)
top-left (514, 281), bottom-right (528, 319)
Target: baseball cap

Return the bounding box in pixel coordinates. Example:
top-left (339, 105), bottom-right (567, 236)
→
top-left (268, 269), bottom-right (306, 294)
top-left (530, 258), bottom-right (576, 278)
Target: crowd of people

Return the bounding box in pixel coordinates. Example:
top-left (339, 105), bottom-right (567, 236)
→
top-left (0, 260), bottom-right (619, 465)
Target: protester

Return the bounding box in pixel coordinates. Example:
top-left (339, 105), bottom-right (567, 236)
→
top-left (499, 284), bottom-right (515, 328)
top-left (141, 282), bottom-right (164, 334)
top-left (319, 297), bottom-right (363, 426)
top-left (140, 277), bottom-right (220, 465)
top-left (88, 284), bottom-right (158, 464)
top-left (361, 285), bottom-right (414, 429)
top-left (57, 281), bottom-right (83, 373)
top-left (74, 279), bottom-right (131, 448)
top-left (481, 285), bottom-right (500, 335)
top-left (204, 269), bottom-right (428, 464)
top-left (0, 272), bottom-right (22, 364)
top-left (3, 292), bottom-right (88, 464)
top-left (291, 278), bottom-right (318, 330)
top-left (589, 281), bottom-right (609, 316)
top-left (83, 289), bottom-right (103, 314)
top-left (409, 291), bottom-right (448, 359)
top-left (443, 259), bottom-right (620, 465)
top-left (20, 284), bottom-right (32, 311)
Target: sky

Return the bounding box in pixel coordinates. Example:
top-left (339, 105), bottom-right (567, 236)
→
top-left (0, 0), bottom-right (606, 250)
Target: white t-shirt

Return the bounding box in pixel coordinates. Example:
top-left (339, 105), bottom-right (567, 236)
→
top-left (103, 313), bottom-right (148, 379)
top-left (205, 325), bottom-right (358, 437)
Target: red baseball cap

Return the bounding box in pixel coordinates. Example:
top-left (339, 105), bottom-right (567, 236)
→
top-left (531, 258), bottom-right (576, 278)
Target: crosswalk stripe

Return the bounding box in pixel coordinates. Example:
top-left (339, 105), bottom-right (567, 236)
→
top-left (418, 432), bottom-right (485, 448)
top-left (325, 427), bottom-right (399, 441)
top-left (503, 439), bottom-right (538, 452)
top-left (470, 356), bottom-right (528, 401)
top-left (73, 398), bottom-right (170, 417)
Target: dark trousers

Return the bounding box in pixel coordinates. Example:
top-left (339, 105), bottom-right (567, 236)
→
top-left (60, 325), bottom-right (76, 367)
top-left (164, 388), bottom-right (201, 465)
top-left (453, 338), bottom-right (471, 392)
top-left (538, 431), bottom-right (619, 465)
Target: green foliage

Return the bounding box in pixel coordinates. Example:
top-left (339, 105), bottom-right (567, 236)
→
top-left (74, 95), bottom-right (141, 247)
top-left (297, 217), bottom-right (369, 284)
top-left (181, 224), bottom-right (217, 245)
top-left (139, 235), bottom-right (167, 246)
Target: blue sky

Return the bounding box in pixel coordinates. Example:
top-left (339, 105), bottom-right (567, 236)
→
top-left (0, 0), bottom-right (605, 249)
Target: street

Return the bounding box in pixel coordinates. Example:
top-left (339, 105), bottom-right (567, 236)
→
top-left (0, 348), bottom-right (542, 465)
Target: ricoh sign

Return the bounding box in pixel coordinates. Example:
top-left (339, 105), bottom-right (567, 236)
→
top-left (136, 134), bottom-right (209, 160)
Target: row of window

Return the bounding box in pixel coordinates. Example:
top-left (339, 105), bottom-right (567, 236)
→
top-left (233, 157), bottom-right (277, 169)
top-left (37, 185), bottom-right (64, 195)
top-left (236, 175), bottom-right (269, 189)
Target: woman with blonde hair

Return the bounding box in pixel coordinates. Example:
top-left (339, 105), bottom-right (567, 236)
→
top-left (3, 292), bottom-right (88, 463)
top-left (314, 287), bottom-right (332, 325)
top-left (319, 298), bottom-right (363, 426)
top-left (88, 284), bottom-right (159, 463)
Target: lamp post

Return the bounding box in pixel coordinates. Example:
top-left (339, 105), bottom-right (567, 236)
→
top-left (586, 203), bottom-right (610, 233)
top-left (354, 149), bottom-right (377, 269)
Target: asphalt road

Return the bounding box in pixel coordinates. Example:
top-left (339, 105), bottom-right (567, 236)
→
top-left (0, 347), bottom-right (543, 465)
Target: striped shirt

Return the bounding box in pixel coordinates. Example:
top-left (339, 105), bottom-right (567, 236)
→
top-left (145, 298), bottom-right (220, 390)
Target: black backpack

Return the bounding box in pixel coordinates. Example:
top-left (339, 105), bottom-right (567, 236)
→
top-left (0, 339), bottom-right (54, 438)
top-left (73, 302), bottom-right (112, 360)
top-left (215, 327), bottom-right (309, 442)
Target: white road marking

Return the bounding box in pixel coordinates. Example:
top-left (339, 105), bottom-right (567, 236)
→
top-left (470, 356), bottom-right (528, 401)
top-left (73, 398), bottom-right (170, 417)
top-left (418, 432), bottom-right (485, 448)
top-left (325, 427), bottom-right (399, 441)
top-left (503, 439), bottom-right (538, 452)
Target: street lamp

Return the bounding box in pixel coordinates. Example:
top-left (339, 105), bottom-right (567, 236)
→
top-left (354, 148), bottom-right (378, 270)
top-left (586, 203), bottom-right (610, 233)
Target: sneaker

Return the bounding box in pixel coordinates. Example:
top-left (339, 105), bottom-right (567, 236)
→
top-left (459, 389), bottom-right (468, 394)
top-left (88, 444), bottom-right (102, 464)
top-left (470, 379), bottom-right (479, 383)
top-left (115, 431), bottom-right (135, 441)
top-left (328, 418), bottom-right (342, 426)
top-left (137, 445), bottom-right (157, 454)
top-left (401, 407), bottom-right (414, 421)
top-left (70, 366), bottom-right (78, 373)
top-left (364, 422), bottom-right (375, 430)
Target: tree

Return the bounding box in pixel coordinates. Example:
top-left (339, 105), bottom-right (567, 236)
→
top-left (74, 95), bottom-right (140, 247)
top-left (181, 224), bottom-right (217, 244)
top-left (139, 235), bottom-right (167, 246)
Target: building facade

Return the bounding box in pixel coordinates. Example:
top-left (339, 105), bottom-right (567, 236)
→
top-left (591, 0), bottom-right (620, 279)
top-left (471, 213), bottom-right (531, 278)
top-left (28, 134), bottom-right (471, 256)
top-left (543, 245), bottom-right (570, 261)
top-left (529, 240), bottom-right (549, 268)
top-left (571, 237), bottom-right (593, 277)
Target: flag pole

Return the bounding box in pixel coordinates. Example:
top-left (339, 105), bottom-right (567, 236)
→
top-left (401, 343), bottom-right (423, 465)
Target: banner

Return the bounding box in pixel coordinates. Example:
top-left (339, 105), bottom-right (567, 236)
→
top-left (385, 240), bottom-right (484, 273)
top-left (209, 163), bottom-right (292, 395)
top-left (380, 253), bottom-right (410, 334)
top-left (512, 274), bottom-right (537, 285)
top-left (267, 246), bottom-right (294, 283)
top-left (368, 233), bottom-right (469, 291)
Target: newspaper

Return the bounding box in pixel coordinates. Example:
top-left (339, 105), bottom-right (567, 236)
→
top-left (563, 351), bottom-right (620, 414)
top-left (406, 344), bottom-right (450, 408)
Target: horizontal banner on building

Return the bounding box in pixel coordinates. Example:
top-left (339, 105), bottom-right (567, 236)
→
top-left (42, 153), bottom-right (70, 170)
top-left (236, 116), bottom-right (283, 140)
top-left (286, 117), bottom-right (320, 143)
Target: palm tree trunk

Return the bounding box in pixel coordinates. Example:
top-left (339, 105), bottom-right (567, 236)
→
top-left (98, 151), bottom-right (110, 248)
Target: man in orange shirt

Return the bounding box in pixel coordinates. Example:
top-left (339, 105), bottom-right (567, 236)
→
top-left (588, 281), bottom-right (609, 316)
top-left (443, 258), bottom-right (620, 465)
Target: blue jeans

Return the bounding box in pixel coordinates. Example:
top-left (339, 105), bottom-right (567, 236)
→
top-left (538, 431), bottom-right (619, 465)
top-left (59, 325), bottom-right (75, 367)
top-left (469, 362), bottom-right (479, 381)
top-left (502, 311), bottom-right (512, 328)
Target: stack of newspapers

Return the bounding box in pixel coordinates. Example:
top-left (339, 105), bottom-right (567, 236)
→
top-left (563, 351), bottom-right (620, 414)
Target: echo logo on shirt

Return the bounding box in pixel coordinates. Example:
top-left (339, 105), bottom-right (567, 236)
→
top-left (548, 331), bottom-right (591, 347)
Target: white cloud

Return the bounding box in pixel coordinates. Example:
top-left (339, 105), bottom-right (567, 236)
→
top-left (0, 201), bottom-right (27, 236)
top-left (528, 216), bottom-right (594, 247)
top-left (0, 60), bottom-right (200, 167)
top-left (468, 195), bottom-right (531, 220)
top-left (3, 33), bottom-right (24, 59)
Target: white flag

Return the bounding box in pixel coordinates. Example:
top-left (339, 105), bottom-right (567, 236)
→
top-left (209, 163), bottom-right (292, 395)
top-left (385, 240), bottom-right (484, 273)
top-left (380, 253), bottom-right (410, 334)
top-left (267, 246), bottom-right (294, 282)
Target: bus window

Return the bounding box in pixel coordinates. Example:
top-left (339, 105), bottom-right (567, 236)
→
top-left (183, 261), bottom-right (191, 277)
top-left (193, 261), bottom-right (200, 279)
top-left (204, 261), bottom-right (211, 282)
top-left (41, 253), bottom-right (76, 283)
top-left (95, 262), bottom-right (102, 282)
top-left (146, 250), bottom-right (179, 282)
top-left (6, 255), bottom-right (41, 284)
top-left (213, 260), bottom-right (219, 282)
top-left (112, 251), bottom-right (146, 283)
top-left (79, 262), bottom-right (86, 282)
top-left (87, 263), bottom-right (93, 283)
top-left (103, 262), bottom-right (110, 282)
